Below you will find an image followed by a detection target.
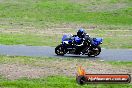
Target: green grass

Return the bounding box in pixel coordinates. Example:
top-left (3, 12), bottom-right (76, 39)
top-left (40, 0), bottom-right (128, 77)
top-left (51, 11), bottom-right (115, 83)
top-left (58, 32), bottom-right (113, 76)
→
top-left (0, 29), bottom-right (132, 48)
top-left (0, 0), bottom-right (132, 48)
top-left (0, 76), bottom-right (131, 88)
top-left (0, 33), bottom-right (61, 46)
top-left (108, 61), bottom-right (132, 67)
top-left (0, 0), bottom-right (131, 28)
top-left (0, 55), bottom-right (132, 68)
top-left (0, 55), bottom-right (87, 67)
top-left (0, 55), bottom-right (63, 67)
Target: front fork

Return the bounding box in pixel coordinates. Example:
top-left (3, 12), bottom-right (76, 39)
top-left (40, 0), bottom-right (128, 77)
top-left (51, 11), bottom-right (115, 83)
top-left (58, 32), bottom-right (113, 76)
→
top-left (81, 43), bottom-right (91, 55)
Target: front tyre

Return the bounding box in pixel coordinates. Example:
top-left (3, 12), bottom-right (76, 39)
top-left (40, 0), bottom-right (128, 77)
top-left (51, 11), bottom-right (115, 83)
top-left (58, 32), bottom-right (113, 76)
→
top-left (55, 44), bottom-right (65, 56)
top-left (88, 46), bottom-right (101, 57)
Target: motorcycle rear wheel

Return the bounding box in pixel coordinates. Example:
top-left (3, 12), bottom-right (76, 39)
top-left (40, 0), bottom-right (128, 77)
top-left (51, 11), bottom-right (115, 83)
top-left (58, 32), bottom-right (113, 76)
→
top-left (55, 44), bottom-right (65, 56)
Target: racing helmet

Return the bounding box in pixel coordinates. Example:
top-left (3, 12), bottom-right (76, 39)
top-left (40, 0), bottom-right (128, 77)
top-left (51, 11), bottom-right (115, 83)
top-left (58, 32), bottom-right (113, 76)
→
top-left (77, 28), bottom-right (85, 38)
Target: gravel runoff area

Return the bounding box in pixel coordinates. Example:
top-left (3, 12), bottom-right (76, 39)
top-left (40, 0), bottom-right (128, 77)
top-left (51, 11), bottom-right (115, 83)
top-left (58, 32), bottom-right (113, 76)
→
top-left (0, 57), bottom-right (131, 80)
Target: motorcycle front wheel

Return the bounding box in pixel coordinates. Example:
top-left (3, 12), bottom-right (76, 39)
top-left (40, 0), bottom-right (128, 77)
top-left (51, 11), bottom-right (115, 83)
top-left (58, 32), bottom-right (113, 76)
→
top-left (55, 44), bottom-right (65, 56)
top-left (88, 46), bottom-right (101, 57)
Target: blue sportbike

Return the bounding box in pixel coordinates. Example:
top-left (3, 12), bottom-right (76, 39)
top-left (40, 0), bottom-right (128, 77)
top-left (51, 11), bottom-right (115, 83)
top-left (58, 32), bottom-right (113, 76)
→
top-left (55, 34), bottom-right (103, 57)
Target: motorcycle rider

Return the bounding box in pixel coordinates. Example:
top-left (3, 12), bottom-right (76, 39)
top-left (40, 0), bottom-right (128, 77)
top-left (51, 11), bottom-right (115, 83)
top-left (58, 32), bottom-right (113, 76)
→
top-left (77, 28), bottom-right (87, 38)
top-left (77, 28), bottom-right (92, 44)
top-left (75, 28), bottom-right (92, 54)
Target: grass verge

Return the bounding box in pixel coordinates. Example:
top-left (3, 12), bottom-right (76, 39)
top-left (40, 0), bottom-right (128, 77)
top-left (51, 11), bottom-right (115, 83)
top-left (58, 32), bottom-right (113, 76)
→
top-left (0, 55), bottom-right (132, 67)
top-left (0, 29), bottom-right (132, 48)
top-left (0, 0), bottom-right (132, 48)
top-left (0, 0), bottom-right (131, 27)
top-left (108, 61), bottom-right (132, 67)
top-left (0, 76), bottom-right (132, 88)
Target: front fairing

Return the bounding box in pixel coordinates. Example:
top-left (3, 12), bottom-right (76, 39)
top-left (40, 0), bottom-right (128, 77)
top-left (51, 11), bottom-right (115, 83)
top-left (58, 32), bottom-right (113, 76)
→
top-left (92, 38), bottom-right (103, 46)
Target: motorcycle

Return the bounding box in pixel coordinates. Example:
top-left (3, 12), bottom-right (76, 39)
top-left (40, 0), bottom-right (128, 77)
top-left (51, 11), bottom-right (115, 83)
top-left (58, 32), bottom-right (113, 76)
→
top-left (55, 34), bottom-right (103, 57)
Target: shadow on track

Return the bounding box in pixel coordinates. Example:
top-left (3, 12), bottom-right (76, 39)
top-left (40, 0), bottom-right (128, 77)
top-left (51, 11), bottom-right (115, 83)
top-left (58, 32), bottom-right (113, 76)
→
top-left (53, 54), bottom-right (101, 60)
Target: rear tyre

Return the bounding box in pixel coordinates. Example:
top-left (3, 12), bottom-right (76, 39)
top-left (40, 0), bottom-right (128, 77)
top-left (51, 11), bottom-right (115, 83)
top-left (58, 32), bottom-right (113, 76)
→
top-left (55, 44), bottom-right (65, 56)
top-left (88, 46), bottom-right (101, 57)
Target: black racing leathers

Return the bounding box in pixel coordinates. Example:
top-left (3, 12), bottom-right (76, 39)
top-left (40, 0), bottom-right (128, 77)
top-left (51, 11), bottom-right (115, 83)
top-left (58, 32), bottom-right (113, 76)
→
top-left (73, 33), bottom-right (92, 54)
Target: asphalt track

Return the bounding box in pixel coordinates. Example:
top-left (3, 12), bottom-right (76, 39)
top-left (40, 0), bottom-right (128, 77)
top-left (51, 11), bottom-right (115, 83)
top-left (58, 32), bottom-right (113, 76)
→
top-left (0, 45), bottom-right (132, 61)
